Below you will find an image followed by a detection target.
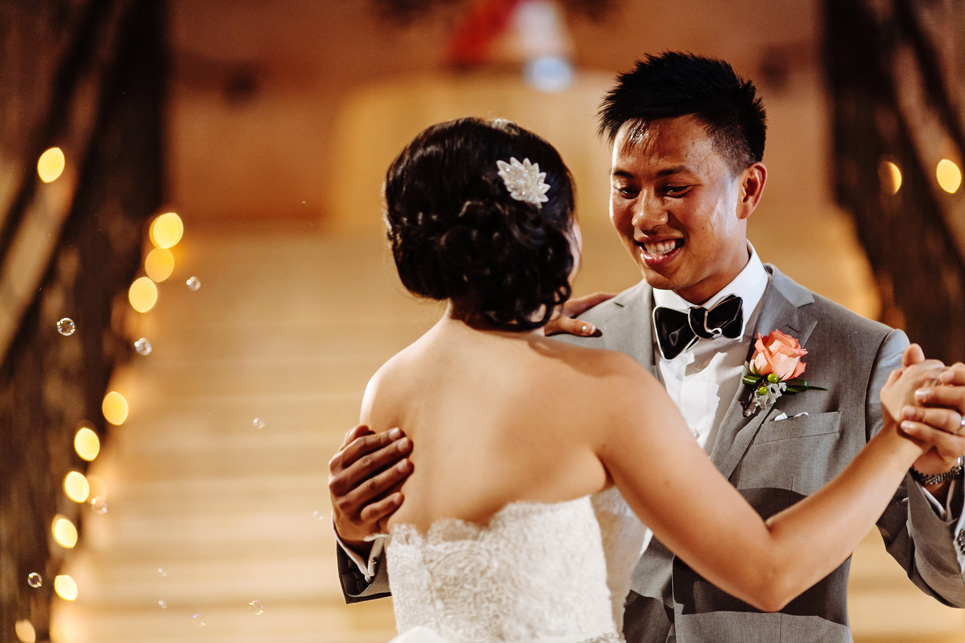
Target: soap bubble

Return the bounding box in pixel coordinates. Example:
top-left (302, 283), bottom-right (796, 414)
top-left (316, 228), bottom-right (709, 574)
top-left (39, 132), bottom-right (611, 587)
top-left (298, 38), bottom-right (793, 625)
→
top-left (90, 496), bottom-right (108, 514)
top-left (248, 600), bottom-right (264, 615)
top-left (157, 600), bottom-right (167, 609)
top-left (134, 338), bottom-right (153, 356)
top-left (185, 276), bottom-right (201, 291)
top-left (157, 567), bottom-right (167, 577)
top-left (252, 418), bottom-right (265, 430)
top-left (56, 318), bottom-right (76, 336)
top-left (27, 573), bottom-right (42, 588)
top-left (192, 614), bottom-right (205, 628)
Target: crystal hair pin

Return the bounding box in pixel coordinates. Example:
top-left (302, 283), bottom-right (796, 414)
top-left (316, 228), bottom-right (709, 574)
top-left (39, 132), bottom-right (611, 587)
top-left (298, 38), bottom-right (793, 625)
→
top-left (496, 157), bottom-right (550, 208)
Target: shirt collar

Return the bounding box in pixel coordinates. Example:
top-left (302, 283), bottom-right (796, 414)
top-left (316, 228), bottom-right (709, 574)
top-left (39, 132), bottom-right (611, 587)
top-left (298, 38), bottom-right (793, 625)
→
top-left (651, 241), bottom-right (768, 339)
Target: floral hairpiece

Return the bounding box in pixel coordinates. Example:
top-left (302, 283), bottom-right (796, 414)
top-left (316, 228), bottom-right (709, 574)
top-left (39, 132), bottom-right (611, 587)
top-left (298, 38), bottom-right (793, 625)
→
top-left (496, 157), bottom-right (550, 208)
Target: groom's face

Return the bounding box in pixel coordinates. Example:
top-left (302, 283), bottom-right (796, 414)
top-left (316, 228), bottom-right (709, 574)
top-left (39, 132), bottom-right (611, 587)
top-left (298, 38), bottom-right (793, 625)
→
top-left (609, 116), bottom-right (755, 305)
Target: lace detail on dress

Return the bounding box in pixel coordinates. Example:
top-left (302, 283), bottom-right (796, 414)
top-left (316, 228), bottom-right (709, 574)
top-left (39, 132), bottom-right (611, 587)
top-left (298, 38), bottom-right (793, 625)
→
top-left (591, 488), bottom-right (646, 632)
top-left (385, 495), bottom-right (623, 643)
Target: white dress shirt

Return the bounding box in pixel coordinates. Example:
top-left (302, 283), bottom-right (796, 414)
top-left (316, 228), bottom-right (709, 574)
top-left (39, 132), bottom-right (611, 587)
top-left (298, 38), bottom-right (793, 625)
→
top-left (652, 243), bottom-right (769, 455)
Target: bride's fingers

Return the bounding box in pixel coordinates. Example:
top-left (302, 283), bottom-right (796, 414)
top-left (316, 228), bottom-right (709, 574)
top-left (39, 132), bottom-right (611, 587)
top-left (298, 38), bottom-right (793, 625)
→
top-left (901, 343), bottom-right (926, 368)
top-left (543, 314), bottom-right (595, 337)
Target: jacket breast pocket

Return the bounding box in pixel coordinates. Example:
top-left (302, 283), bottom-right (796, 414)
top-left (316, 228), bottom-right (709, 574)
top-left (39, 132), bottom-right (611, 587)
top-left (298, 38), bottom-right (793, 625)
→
top-left (740, 411), bottom-right (845, 496)
top-left (754, 410), bottom-right (842, 444)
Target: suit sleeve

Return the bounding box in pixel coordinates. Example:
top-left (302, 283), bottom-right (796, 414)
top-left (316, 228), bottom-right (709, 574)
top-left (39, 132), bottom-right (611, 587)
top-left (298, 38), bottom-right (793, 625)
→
top-left (870, 329), bottom-right (965, 607)
top-left (336, 544), bottom-right (391, 604)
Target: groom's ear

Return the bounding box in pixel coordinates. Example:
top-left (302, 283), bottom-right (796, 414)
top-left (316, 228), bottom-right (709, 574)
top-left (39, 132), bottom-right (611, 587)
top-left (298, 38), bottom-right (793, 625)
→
top-left (737, 162), bottom-right (767, 221)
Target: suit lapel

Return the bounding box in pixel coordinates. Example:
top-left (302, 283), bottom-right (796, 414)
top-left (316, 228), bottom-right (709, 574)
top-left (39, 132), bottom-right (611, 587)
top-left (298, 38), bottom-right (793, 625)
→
top-left (607, 281), bottom-right (658, 378)
top-left (709, 265), bottom-right (819, 480)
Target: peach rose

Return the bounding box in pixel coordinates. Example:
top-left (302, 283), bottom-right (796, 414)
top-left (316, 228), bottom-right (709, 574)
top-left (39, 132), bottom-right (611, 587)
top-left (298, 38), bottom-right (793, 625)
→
top-left (752, 330), bottom-right (807, 381)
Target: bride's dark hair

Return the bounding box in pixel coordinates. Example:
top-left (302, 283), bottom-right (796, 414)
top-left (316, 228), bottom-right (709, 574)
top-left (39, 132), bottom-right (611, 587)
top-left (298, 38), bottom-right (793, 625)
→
top-left (384, 117), bottom-right (576, 331)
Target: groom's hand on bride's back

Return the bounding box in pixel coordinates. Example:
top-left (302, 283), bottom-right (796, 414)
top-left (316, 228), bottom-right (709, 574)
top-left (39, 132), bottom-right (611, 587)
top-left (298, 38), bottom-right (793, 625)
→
top-left (328, 424), bottom-right (412, 551)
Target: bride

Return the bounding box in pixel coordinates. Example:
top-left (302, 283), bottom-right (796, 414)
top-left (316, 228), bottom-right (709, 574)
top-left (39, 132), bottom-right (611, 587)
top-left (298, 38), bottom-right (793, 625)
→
top-left (359, 116), bottom-right (943, 643)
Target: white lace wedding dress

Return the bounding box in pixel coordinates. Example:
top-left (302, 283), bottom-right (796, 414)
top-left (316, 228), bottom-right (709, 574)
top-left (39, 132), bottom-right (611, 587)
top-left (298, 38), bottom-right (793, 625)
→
top-left (378, 488), bottom-right (646, 643)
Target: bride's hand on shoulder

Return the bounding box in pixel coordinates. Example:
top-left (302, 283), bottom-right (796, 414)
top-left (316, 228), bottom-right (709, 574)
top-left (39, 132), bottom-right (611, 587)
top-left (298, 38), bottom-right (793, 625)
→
top-left (328, 424), bottom-right (412, 551)
top-left (542, 291), bottom-right (615, 336)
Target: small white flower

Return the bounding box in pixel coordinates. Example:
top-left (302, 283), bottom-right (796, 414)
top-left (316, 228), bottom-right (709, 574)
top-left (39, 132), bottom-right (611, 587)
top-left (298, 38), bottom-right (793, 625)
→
top-left (496, 157), bottom-right (550, 208)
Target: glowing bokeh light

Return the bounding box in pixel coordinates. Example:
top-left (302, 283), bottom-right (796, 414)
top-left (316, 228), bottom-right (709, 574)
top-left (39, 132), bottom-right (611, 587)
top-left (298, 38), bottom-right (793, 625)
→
top-left (52, 516), bottom-right (78, 549)
top-left (878, 160), bottom-right (902, 195)
top-left (150, 212), bottom-right (184, 249)
top-left (937, 159), bottom-right (962, 193)
top-left (37, 147), bottom-right (65, 183)
top-left (128, 276), bottom-right (158, 313)
top-left (102, 391), bottom-right (129, 426)
top-left (524, 56), bottom-right (574, 92)
top-left (64, 471), bottom-right (90, 503)
top-left (54, 574), bottom-right (78, 601)
top-left (14, 619), bottom-right (36, 643)
top-left (145, 247), bottom-right (175, 282)
top-left (74, 426), bottom-right (100, 461)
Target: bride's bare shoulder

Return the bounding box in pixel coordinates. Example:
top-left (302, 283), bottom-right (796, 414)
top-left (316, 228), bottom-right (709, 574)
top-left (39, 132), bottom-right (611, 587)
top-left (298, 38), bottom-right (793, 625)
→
top-left (543, 338), bottom-right (656, 387)
top-left (359, 340), bottom-right (428, 428)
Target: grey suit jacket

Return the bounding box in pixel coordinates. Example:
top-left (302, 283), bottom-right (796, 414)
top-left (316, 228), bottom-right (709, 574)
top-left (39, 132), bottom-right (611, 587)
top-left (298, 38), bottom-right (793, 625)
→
top-left (556, 265), bottom-right (965, 642)
top-left (336, 266), bottom-right (965, 640)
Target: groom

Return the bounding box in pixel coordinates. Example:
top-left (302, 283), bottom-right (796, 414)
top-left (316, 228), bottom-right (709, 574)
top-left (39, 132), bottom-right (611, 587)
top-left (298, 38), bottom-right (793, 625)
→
top-left (329, 53), bottom-right (965, 640)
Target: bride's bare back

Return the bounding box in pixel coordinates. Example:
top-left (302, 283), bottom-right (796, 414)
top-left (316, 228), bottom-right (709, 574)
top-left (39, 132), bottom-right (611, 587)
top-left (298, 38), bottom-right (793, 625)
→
top-left (361, 315), bottom-right (649, 532)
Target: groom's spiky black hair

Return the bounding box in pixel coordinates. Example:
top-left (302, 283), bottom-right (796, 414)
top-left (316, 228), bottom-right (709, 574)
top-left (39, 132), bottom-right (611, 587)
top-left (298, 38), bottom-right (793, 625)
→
top-left (598, 52), bottom-right (767, 173)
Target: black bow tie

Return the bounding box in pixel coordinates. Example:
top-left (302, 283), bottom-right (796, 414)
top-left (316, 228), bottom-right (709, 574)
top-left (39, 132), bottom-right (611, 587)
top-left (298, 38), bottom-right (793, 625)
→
top-left (653, 294), bottom-right (744, 360)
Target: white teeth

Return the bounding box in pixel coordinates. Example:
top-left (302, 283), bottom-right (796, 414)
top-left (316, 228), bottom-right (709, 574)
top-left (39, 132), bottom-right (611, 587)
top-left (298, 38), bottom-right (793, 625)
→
top-left (643, 240), bottom-right (678, 255)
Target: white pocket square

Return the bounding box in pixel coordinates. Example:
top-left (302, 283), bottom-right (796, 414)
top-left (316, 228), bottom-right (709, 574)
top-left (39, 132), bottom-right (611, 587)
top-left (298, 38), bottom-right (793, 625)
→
top-left (773, 412), bottom-right (809, 422)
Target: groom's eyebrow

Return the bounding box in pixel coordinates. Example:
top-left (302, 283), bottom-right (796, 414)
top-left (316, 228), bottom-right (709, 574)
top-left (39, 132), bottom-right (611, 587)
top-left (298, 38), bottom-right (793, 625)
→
top-left (610, 166), bottom-right (688, 179)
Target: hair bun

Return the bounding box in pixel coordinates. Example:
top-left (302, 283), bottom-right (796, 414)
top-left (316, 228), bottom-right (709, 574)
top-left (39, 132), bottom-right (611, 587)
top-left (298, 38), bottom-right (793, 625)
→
top-left (384, 117), bottom-right (576, 331)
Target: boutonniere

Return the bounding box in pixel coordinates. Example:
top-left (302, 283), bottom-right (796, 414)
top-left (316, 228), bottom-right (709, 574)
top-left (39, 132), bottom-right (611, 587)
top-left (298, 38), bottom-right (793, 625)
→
top-left (742, 330), bottom-right (826, 417)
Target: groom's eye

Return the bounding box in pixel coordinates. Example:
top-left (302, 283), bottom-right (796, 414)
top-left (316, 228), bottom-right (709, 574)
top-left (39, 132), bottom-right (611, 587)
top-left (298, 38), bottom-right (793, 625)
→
top-left (662, 185), bottom-right (690, 197)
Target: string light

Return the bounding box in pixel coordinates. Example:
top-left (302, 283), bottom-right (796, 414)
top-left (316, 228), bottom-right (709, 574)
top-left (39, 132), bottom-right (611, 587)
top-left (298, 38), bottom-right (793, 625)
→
top-left (937, 159), bottom-right (962, 193)
top-left (64, 471), bottom-right (90, 503)
top-left (102, 391), bottom-right (129, 426)
top-left (74, 425), bottom-right (100, 461)
top-left (54, 574), bottom-right (78, 601)
top-left (14, 620), bottom-right (36, 643)
top-left (52, 516), bottom-right (78, 549)
top-left (128, 276), bottom-right (158, 313)
top-left (145, 247), bottom-right (175, 282)
top-left (149, 212), bottom-right (184, 249)
top-left (878, 159), bottom-right (902, 195)
top-left (37, 147), bottom-right (65, 183)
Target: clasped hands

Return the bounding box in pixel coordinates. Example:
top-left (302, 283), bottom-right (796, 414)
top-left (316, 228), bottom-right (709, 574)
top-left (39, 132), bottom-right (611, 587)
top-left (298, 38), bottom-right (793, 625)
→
top-left (883, 344), bottom-right (965, 495)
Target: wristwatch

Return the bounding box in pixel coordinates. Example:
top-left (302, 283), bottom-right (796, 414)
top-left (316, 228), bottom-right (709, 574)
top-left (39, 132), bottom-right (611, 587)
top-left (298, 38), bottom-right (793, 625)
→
top-left (910, 456), bottom-right (965, 485)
